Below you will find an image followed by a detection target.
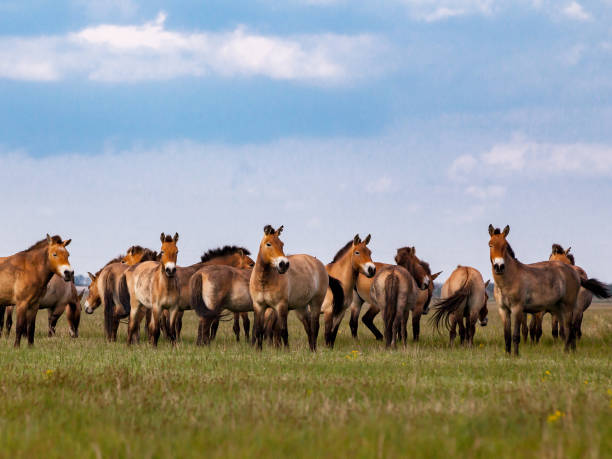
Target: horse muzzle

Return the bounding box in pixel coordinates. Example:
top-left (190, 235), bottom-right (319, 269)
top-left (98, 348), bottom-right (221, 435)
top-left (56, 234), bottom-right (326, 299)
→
top-left (493, 259), bottom-right (505, 275)
top-left (480, 318), bottom-right (488, 327)
top-left (277, 260), bottom-right (290, 274)
top-left (63, 270), bottom-right (75, 282)
top-left (364, 263), bottom-right (376, 278)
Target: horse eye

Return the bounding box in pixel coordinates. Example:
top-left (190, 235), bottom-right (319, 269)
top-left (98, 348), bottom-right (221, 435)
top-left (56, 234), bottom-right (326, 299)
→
top-left (53, 253), bottom-right (57, 257)
top-left (355, 251), bottom-right (359, 255)
top-left (266, 243), bottom-right (271, 247)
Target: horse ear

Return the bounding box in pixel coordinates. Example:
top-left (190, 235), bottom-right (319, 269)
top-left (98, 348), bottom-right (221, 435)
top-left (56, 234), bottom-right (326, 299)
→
top-left (488, 224), bottom-right (495, 236)
top-left (431, 271), bottom-right (442, 281)
top-left (173, 233), bottom-right (179, 243)
top-left (353, 234), bottom-right (360, 245)
top-left (238, 249), bottom-right (244, 257)
top-left (88, 272), bottom-right (95, 281)
top-left (160, 233), bottom-right (165, 243)
top-left (363, 234), bottom-right (371, 245)
top-left (410, 247), bottom-right (416, 255)
top-left (484, 279), bottom-right (491, 288)
top-left (503, 225), bottom-right (510, 237)
top-left (62, 239), bottom-right (71, 247)
top-left (276, 225), bottom-right (284, 236)
top-left (46, 234), bottom-right (52, 244)
top-left (566, 247), bottom-right (572, 255)
top-left (263, 225), bottom-right (274, 235)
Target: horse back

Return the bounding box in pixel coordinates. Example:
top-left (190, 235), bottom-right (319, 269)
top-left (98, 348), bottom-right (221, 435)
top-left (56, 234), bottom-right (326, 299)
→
top-left (286, 254), bottom-right (328, 307)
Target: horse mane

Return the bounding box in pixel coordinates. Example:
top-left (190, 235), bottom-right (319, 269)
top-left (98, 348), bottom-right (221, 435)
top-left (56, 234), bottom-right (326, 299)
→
top-left (25, 235), bottom-right (62, 252)
top-left (493, 228), bottom-right (517, 261)
top-left (551, 243), bottom-right (575, 265)
top-left (330, 240), bottom-right (353, 264)
top-left (419, 259), bottom-right (431, 275)
top-left (95, 255), bottom-right (125, 276)
top-left (200, 245), bottom-right (250, 263)
top-left (163, 235), bottom-right (174, 243)
top-left (127, 245), bottom-right (159, 262)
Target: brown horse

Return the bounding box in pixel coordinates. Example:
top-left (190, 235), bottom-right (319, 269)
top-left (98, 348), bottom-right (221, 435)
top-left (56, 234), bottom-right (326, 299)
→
top-left (190, 264), bottom-right (253, 345)
top-left (488, 225), bottom-right (609, 355)
top-left (84, 251), bottom-right (154, 341)
top-left (158, 245), bottom-right (254, 342)
top-left (3, 276), bottom-right (83, 338)
top-left (0, 235), bottom-right (74, 347)
top-left (321, 234), bottom-right (376, 348)
top-left (119, 233), bottom-right (180, 346)
top-left (430, 266), bottom-right (489, 346)
top-left (249, 225), bottom-right (343, 351)
top-left (348, 247), bottom-right (431, 342)
top-left (527, 244), bottom-right (600, 342)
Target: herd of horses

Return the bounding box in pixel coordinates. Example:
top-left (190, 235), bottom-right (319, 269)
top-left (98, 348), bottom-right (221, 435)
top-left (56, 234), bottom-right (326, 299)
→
top-left (0, 225), bottom-right (609, 356)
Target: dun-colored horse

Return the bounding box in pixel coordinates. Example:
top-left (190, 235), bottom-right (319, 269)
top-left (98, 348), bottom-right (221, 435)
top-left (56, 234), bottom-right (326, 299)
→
top-left (321, 234), bottom-right (376, 348)
top-left (488, 225), bottom-right (609, 355)
top-left (0, 235), bottom-right (74, 347)
top-left (348, 247), bottom-right (431, 343)
top-left (430, 266), bottom-right (489, 346)
top-left (119, 233), bottom-right (180, 346)
top-left (3, 276), bottom-right (83, 338)
top-left (249, 225), bottom-right (343, 351)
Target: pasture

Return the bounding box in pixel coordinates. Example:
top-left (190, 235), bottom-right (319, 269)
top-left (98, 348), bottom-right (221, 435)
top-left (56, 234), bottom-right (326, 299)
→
top-left (1, 303), bottom-right (611, 459)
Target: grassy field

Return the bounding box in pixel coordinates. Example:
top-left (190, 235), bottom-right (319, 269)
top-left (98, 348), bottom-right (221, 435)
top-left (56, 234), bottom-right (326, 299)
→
top-left (0, 303), bottom-right (611, 459)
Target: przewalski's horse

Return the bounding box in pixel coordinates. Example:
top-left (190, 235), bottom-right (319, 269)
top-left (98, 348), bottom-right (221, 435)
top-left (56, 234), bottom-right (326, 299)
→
top-left (430, 266), bottom-right (489, 346)
top-left (119, 233), bottom-right (180, 346)
top-left (488, 225), bottom-right (609, 355)
top-left (348, 247), bottom-right (431, 343)
top-left (321, 234), bottom-right (376, 348)
top-left (527, 244), bottom-right (604, 342)
top-left (0, 235), bottom-right (74, 347)
top-left (158, 245), bottom-right (254, 342)
top-left (395, 247), bottom-right (441, 342)
top-left (190, 264), bottom-right (253, 345)
top-left (249, 225), bottom-right (343, 351)
top-left (84, 252), bottom-right (156, 341)
top-left (3, 276), bottom-right (83, 338)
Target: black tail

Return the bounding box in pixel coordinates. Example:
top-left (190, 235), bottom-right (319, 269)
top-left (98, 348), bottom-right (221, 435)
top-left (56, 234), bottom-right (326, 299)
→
top-left (581, 278), bottom-right (611, 299)
top-left (328, 276), bottom-right (345, 316)
top-left (384, 272), bottom-right (399, 344)
top-left (429, 287), bottom-right (469, 332)
top-left (190, 274), bottom-right (226, 319)
top-left (118, 273), bottom-right (131, 316)
top-left (103, 272), bottom-right (116, 339)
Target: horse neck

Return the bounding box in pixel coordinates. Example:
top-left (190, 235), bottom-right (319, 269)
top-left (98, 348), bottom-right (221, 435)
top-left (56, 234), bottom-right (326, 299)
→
top-left (328, 253), bottom-right (357, 292)
top-left (494, 251), bottom-right (521, 289)
top-left (26, 248), bottom-right (55, 286)
top-left (156, 263), bottom-right (177, 290)
top-left (253, 253), bottom-right (277, 285)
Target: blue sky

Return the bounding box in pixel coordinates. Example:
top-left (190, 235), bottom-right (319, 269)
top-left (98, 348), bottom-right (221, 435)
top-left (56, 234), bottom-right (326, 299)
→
top-left (0, 0), bottom-right (611, 281)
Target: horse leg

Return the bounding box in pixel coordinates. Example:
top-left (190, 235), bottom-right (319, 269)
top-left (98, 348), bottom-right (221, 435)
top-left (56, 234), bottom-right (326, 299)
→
top-left (67, 303), bottom-right (80, 338)
top-left (112, 315), bottom-right (120, 342)
top-left (457, 317), bottom-right (466, 346)
top-left (551, 315), bottom-right (559, 339)
top-left (330, 309), bottom-right (346, 349)
top-left (242, 312), bottom-right (251, 341)
top-left (26, 306), bottom-right (39, 346)
top-left (127, 304), bottom-right (142, 345)
top-left (561, 308), bottom-right (575, 352)
top-left (323, 309), bottom-right (335, 348)
top-left (14, 304), bottom-right (28, 347)
top-left (412, 311), bottom-right (421, 342)
top-left (253, 305), bottom-right (265, 350)
top-left (0, 305), bottom-right (4, 336)
top-left (167, 308), bottom-right (179, 345)
top-left (276, 303), bottom-right (289, 348)
top-left (48, 308), bottom-right (58, 337)
top-left (349, 295), bottom-right (363, 339)
top-left (574, 310), bottom-right (584, 340)
top-left (500, 307), bottom-right (511, 354)
top-left (210, 316), bottom-right (220, 340)
top-left (362, 305), bottom-right (383, 341)
top-left (149, 307), bottom-right (162, 347)
top-left (520, 313), bottom-right (528, 343)
top-left (528, 314), bottom-right (537, 343)
top-left (510, 307), bottom-right (522, 356)
top-left (232, 312), bottom-right (241, 342)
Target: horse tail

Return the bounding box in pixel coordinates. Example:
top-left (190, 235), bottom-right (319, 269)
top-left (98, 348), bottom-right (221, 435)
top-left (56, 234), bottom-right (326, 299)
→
top-left (0, 305), bottom-right (5, 334)
top-left (103, 272), bottom-right (116, 339)
top-left (118, 273), bottom-right (131, 316)
top-left (430, 284), bottom-right (470, 332)
top-left (328, 276), bottom-right (345, 316)
top-left (190, 273), bottom-right (227, 320)
top-left (580, 278), bottom-right (611, 299)
top-left (384, 272), bottom-right (399, 336)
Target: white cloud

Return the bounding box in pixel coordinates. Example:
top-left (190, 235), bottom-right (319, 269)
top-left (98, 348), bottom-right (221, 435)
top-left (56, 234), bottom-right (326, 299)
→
top-left (562, 1), bottom-right (592, 21)
top-left (448, 154), bottom-right (478, 179)
top-left (0, 12), bottom-right (387, 84)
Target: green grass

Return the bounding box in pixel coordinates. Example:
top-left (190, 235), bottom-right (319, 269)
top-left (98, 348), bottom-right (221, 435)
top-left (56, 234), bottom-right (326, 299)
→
top-left (1, 304), bottom-right (611, 458)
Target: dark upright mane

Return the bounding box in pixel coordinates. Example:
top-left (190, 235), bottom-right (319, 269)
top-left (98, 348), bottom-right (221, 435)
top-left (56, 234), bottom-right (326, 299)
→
top-left (25, 235), bottom-right (62, 252)
top-left (419, 259), bottom-right (432, 275)
top-left (330, 240), bottom-right (353, 264)
top-left (200, 245), bottom-right (250, 263)
top-left (493, 228), bottom-right (517, 261)
top-left (95, 255), bottom-right (125, 276)
top-left (127, 245), bottom-right (159, 262)
top-left (551, 243), bottom-right (575, 265)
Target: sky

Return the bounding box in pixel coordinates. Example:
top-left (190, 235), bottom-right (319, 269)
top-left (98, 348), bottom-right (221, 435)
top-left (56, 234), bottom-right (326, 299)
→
top-left (0, 0), bottom-right (611, 281)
